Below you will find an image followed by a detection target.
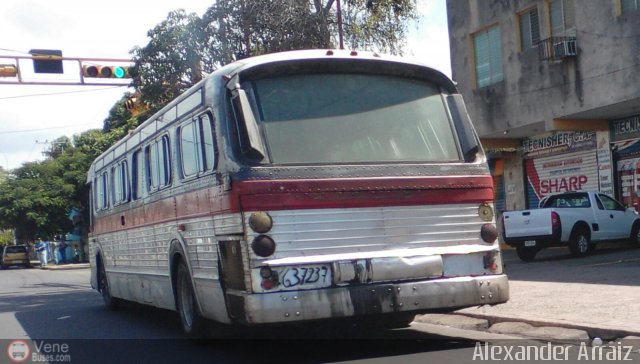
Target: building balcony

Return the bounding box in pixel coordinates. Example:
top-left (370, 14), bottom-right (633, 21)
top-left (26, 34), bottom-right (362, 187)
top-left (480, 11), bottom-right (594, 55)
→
top-left (538, 36), bottom-right (577, 61)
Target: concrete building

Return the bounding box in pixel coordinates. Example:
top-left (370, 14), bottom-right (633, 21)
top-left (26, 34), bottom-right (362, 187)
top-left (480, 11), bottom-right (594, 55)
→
top-left (447, 0), bottom-right (640, 212)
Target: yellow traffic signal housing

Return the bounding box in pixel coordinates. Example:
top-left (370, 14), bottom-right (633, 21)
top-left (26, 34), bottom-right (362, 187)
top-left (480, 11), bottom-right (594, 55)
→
top-left (83, 65), bottom-right (130, 78)
top-left (0, 64), bottom-right (18, 77)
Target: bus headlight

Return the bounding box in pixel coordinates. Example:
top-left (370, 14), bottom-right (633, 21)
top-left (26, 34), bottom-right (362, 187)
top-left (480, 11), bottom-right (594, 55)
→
top-left (249, 212), bottom-right (273, 233)
top-left (252, 235), bottom-right (276, 257)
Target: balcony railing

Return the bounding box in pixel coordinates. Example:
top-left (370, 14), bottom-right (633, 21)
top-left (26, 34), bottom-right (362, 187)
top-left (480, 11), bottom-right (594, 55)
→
top-left (538, 36), bottom-right (577, 61)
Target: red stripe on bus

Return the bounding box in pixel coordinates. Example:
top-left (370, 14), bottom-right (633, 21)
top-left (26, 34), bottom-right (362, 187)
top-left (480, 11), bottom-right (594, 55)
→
top-left (230, 176), bottom-right (494, 211)
top-left (92, 176), bottom-right (493, 234)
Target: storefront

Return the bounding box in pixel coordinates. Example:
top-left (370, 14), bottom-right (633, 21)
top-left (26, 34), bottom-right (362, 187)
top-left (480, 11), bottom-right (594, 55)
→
top-left (488, 157), bottom-right (505, 213)
top-left (522, 131), bottom-right (612, 208)
top-left (611, 115), bottom-right (640, 211)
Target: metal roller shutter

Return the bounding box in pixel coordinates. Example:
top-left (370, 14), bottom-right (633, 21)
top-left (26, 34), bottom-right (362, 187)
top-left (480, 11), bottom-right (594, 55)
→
top-left (524, 150), bottom-right (598, 208)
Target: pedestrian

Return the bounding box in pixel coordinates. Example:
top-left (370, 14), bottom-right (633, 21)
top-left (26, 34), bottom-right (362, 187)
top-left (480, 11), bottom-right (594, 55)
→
top-left (35, 239), bottom-right (48, 267)
top-left (59, 239), bottom-right (67, 264)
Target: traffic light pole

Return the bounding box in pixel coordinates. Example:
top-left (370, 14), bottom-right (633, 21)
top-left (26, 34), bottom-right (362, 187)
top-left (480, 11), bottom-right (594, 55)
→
top-left (0, 55), bottom-right (133, 86)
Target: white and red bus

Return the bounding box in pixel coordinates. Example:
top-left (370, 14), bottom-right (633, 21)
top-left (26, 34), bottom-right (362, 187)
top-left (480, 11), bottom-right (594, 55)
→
top-left (88, 49), bottom-right (508, 336)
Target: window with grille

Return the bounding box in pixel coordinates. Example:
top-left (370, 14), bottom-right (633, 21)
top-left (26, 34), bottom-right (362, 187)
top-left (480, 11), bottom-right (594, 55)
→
top-left (519, 7), bottom-right (540, 50)
top-left (473, 25), bottom-right (503, 88)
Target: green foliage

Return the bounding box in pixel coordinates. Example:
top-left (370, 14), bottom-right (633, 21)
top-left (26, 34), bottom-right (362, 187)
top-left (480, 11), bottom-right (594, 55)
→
top-left (130, 10), bottom-right (210, 110)
top-left (0, 160), bottom-right (74, 241)
top-left (0, 230), bottom-right (14, 246)
top-left (342, 0), bottom-right (417, 54)
top-left (0, 125), bottom-right (129, 242)
top-left (130, 0), bottom-right (417, 113)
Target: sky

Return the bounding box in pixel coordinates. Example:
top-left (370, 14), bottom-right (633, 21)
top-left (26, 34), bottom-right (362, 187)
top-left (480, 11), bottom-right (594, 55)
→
top-left (0, 0), bottom-right (450, 171)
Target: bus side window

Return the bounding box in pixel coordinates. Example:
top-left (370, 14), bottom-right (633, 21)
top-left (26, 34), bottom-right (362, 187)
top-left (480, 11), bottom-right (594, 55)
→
top-left (146, 135), bottom-right (172, 192)
top-left (200, 113), bottom-right (217, 172)
top-left (179, 121), bottom-right (199, 179)
top-left (112, 160), bottom-right (129, 205)
top-left (95, 171), bottom-right (109, 211)
top-left (178, 112), bottom-right (217, 180)
top-left (131, 149), bottom-right (145, 200)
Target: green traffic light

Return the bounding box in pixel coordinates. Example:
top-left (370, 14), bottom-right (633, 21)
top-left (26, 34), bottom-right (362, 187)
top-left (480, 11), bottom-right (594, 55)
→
top-left (113, 66), bottom-right (126, 78)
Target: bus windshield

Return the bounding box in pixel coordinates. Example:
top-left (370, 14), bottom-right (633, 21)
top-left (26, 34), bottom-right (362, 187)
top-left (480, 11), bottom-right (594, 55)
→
top-left (245, 73), bottom-right (461, 164)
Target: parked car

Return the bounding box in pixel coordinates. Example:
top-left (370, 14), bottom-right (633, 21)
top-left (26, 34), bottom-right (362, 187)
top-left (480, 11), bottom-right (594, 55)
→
top-left (0, 245), bottom-right (31, 269)
top-left (502, 191), bottom-right (640, 261)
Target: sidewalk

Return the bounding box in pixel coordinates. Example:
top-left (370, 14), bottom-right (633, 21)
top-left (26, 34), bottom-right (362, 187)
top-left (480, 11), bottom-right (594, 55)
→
top-left (415, 245), bottom-right (640, 344)
top-left (31, 260), bottom-right (90, 270)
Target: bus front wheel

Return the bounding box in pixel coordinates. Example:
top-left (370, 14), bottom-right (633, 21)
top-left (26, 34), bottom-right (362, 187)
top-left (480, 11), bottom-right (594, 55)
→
top-left (176, 261), bottom-right (207, 338)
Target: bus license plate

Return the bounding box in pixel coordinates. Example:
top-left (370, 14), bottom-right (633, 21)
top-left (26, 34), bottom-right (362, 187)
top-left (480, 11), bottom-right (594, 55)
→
top-left (524, 240), bottom-right (536, 247)
top-left (279, 265), bottom-right (332, 290)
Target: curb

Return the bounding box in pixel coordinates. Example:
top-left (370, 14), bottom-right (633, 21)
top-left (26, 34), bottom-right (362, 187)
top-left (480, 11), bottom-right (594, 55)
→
top-left (39, 263), bottom-right (90, 270)
top-left (440, 312), bottom-right (640, 341)
top-left (459, 312), bottom-right (640, 341)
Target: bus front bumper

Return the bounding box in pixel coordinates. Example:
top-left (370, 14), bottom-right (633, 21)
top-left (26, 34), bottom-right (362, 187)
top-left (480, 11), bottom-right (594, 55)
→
top-left (229, 274), bottom-right (509, 325)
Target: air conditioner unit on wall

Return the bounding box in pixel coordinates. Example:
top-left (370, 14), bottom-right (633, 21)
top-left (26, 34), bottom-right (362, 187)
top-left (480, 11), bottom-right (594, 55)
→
top-left (552, 39), bottom-right (577, 59)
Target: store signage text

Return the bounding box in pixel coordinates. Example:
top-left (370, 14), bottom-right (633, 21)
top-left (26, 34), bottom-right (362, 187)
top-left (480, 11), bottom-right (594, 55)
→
top-left (540, 175), bottom-right (588, 194)
top-left (522, 131), bottom-right (596, 158)
top-left (613, 116), bottom-right (640, 135)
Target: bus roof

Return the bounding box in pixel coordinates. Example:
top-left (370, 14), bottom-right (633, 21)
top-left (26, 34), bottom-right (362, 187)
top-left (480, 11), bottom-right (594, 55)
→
top-left (87, 49), bottom-right (457, 183)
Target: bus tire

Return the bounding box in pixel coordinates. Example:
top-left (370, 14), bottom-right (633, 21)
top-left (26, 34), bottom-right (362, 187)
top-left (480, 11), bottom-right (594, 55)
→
top-left (98, 257), bottom-right (122, 310)
top-left (569, 227), bottom-right (590, 257)
top-left (176, 261), bottom-right (207, 338)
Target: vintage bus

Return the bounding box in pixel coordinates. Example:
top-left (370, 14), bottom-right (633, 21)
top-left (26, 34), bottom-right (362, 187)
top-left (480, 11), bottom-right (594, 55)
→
top-left (88, 49), bottom-right (509, 336)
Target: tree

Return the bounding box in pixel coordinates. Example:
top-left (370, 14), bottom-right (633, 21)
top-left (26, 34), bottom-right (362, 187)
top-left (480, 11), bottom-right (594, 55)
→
top-left (0, 161), bottom-right (74, 241)
top-left (130, 0), bottom-right (417, 112)
top-left (0, 126), bottom-right (130, 242)
top-left (130, 10), bottom-right (211, 111)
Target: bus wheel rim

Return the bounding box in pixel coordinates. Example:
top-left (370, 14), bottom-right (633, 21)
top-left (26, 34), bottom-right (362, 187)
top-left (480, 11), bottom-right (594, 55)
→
top-left (179, 272), bottom-right (194, 328)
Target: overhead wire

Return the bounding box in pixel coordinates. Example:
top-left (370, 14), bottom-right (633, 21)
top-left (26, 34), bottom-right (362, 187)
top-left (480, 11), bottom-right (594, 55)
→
top-left (0, 123), bottom-right (101, 135)
top-left (0, 85), bottom-right (127, 101)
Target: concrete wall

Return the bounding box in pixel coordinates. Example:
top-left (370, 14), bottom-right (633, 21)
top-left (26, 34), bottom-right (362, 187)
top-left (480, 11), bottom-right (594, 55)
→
top-left (447, 0), bottom-right (640, 138)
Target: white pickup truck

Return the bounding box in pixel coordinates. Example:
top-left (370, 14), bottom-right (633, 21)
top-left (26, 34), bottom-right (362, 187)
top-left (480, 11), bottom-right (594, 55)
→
top-left (502, 191), bottom-right (640, 261)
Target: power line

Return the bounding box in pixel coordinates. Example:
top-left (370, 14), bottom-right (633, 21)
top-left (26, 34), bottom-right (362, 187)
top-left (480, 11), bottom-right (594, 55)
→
top-left (0, 86), bottom-right (126, 101)
top-left (0, 47), bottom-right (29, 55)
top-left (0, 123), bottom-right (100, 135)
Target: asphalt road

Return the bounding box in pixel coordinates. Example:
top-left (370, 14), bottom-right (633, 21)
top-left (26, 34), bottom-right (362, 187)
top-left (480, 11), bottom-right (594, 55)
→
top-left (2, 241), bottom-right (638, 364)
top-left (0, 267), bottom-right (477, 364)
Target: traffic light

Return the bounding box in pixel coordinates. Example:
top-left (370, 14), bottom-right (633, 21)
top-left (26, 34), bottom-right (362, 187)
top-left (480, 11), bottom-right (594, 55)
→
top-left (0, 64), bottom-right (18, 77)
top-left (83, 65), bottom-right (130, 78)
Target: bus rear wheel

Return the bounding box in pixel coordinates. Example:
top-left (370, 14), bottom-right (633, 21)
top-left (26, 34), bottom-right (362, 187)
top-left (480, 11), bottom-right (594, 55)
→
top-left (176, 261), bottom-right (207, 338)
